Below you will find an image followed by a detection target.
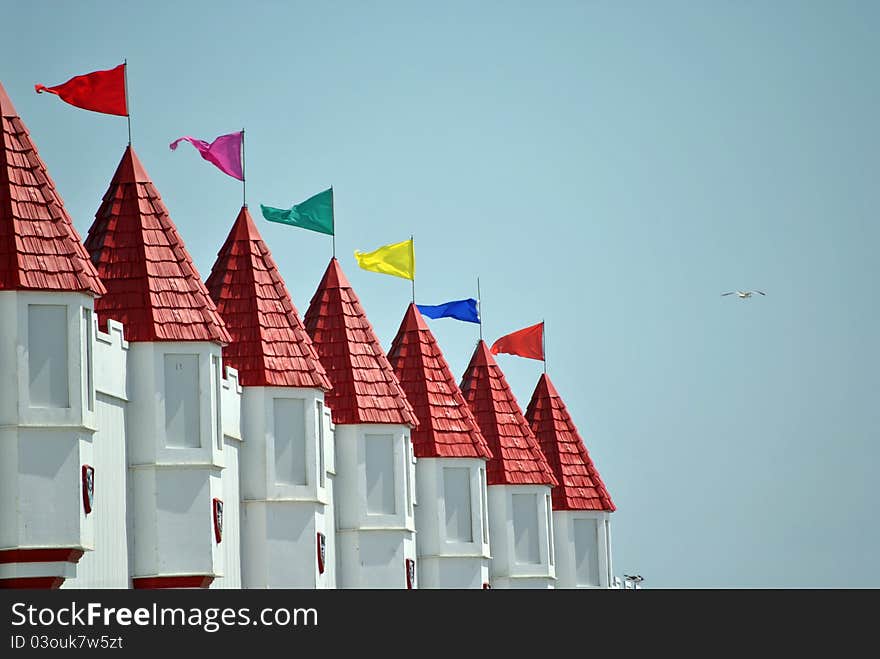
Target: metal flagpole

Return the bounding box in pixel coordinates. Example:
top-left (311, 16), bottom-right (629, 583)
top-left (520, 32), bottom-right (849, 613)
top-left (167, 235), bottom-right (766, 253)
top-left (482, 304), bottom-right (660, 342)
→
top-left (241, 128), bottom-right (246, 207)
top-left (477, 276), bottom-right (483, 341)
top-left (542, 318), bottom-right (547, 374)
top-left (330, 186), bottom-right (336, 259)
top-left (124, 59), bottom-right (131, 145)
top-left (410, 234), bottom-right (415, 304)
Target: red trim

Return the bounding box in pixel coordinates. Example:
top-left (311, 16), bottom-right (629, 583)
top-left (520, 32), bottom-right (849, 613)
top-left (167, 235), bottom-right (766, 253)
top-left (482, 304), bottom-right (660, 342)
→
top-left (0, 548), bottom-right (84, 564)
top-left (0, 576), bottom-right (64, 589)
top-left (132, 576), bottom-right (214, 589)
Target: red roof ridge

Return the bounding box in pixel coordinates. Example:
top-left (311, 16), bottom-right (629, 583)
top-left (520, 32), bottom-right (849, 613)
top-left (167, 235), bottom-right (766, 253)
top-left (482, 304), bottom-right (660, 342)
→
top-left (525, 373), bottom-right (615, 512)
top-left (205, 206), bottom-right (331, 390)
top-left (0, 81), bottom-right (105, 295)
top-left (304, 258), bottom-right (416, 426)
top-left (459, 340), bottom-right (557, 486)
top-left (388, 303), bottom-right (491, 459)
top-left (84, 146), bottom-right (230, 344)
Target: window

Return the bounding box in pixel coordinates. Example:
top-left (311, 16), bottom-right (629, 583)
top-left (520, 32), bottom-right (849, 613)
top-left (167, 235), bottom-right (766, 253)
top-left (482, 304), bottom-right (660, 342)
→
top-left (82, 308), bottom-right (93, 412)
top-left (443, 468), bottom-right (473, 542)
top-left (274, 398), bottom-right (306, 485)
top-left (574, 519), bottom-right (600, 586)
top-left (512, 493), bottom-right (540, 564)
top-left (546, 494), bottom-right (554, 566)
top-left (28, 305), bottom-right (69, 408)
top-left (365, 434), bottom-right (395, 514)
top-left (164, 354), bottom-right (200, 448)
top-left (211, 355), bottom-right (222, 450)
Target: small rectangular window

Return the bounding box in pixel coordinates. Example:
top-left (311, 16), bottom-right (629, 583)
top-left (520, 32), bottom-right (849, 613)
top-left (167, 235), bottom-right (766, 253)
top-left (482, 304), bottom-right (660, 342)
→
top-left (365, 434), bottom-right (395, 514)
top-left (443, 467), bottom-right (473, 542)
top-left (28, 305), bottom-right (69, 408)
top-left (211, 355), bottom-right (222, 450)
top-left (546, 494), bottom-right (554, 566)
top-left (164, 354), bottom-right (200, 448)
top-left (274, 398), bottom-right (306, 485)
top-left (512, 493), bottom-right (540, 564)
top-left (574, 519), bottom-right (600, 586)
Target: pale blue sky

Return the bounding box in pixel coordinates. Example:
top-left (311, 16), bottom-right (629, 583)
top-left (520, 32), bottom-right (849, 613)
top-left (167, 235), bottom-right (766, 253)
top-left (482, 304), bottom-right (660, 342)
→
top-left (3, 1), bottom-right (878, 587)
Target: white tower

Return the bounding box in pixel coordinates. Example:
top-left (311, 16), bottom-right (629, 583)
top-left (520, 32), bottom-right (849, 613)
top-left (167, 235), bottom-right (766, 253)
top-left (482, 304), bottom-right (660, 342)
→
top-left (0, 82), bottom-right (106, 588)
top-left (84, 146), bottom-right (237, 589)
top-left (304, 259), bottom-right (418, 589)
top-left (388, 304), bottom-right (493, 588)
top-left (526, 374), bottom-right (616, 588)
top-left (460, 341), bottom-right (558, 589)
top-left (206, 206), bottom-right (335, 588)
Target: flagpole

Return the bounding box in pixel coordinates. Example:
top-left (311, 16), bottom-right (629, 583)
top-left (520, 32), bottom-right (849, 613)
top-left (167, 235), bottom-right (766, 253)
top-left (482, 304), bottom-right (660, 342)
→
top-left (477, 276), bottom-right (483, 342)
top-left (241, 128), bottom-right (246, 207)
top-left (410, 234), bottom-right (415, 304)
top-left (123, 59), bottom-right (131, 145)
top-left (542, 319), bottom-right (547, 374)
top-left (330, 186), bottom-right (336, 259)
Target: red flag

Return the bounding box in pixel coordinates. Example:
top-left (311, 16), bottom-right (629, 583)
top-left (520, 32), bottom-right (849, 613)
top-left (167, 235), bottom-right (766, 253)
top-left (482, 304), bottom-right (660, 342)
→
top-left (490, 321), bottom-right (544, 361)
top-left (35, 64), bottom-right (127, 116)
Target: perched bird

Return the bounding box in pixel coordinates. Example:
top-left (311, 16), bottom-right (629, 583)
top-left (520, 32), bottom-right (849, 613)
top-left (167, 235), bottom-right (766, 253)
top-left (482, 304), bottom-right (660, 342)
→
top-left (721, 290), bottom-right (765, 299)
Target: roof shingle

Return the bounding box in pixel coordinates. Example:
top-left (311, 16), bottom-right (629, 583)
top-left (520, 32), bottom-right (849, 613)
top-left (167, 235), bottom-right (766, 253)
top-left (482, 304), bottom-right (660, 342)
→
top-left (459, 341), bottom-right (556, 486)
top-left (388, 304), bottom-right (491, 459)
top-left (205, 206), bottom-right (330, 389)
top-left (303, 258), bottom-right (416, 426)
top-left (525, 374), bottom-right (615, 511)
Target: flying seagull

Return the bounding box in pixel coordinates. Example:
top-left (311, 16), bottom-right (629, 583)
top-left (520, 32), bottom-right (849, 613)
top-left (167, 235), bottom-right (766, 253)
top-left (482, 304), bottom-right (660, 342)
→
top-left (721, 290), bottom-right (765, 299)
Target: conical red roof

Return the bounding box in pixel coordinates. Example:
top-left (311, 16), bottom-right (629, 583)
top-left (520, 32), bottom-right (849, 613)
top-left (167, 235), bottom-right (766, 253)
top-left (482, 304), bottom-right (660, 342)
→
top-left (303, 258), bottom-right (416, 426)
top-left (0, 81), bottom-right (105, 294)
top-left (388, 304), bottom-right (491, 459)
top-left (459, 341), bottom-right (556, 486)
top-left (205, 206), bottom-right (330, 389)
top-left (83, 146), bottom-right (230, 343)
top-left (525, 374), bottom-right (615, 511)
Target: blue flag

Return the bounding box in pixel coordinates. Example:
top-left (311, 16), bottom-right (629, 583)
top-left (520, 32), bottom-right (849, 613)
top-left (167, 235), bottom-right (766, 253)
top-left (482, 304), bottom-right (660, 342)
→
top-left (417, 298), bottom-right (480, 324)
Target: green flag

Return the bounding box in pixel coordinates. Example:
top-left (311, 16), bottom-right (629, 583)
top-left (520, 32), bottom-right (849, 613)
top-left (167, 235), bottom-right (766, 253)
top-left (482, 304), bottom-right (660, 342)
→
top-left (261, 187), bottom-right (334, 236)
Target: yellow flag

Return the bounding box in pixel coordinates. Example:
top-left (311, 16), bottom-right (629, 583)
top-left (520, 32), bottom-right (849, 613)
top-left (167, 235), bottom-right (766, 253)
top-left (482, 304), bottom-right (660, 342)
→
top-left (354, 239), bottom-right (415, 281)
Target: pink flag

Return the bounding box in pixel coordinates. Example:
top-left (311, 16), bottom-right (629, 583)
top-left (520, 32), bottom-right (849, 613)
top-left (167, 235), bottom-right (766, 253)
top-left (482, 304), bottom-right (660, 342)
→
top-left (169, 131), bottom-right (243, 181)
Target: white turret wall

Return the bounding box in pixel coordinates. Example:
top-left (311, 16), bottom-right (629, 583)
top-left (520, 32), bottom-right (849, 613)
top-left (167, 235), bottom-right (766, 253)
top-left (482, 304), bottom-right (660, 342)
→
top-left (552, 510), bottom-right (613, 589)
top-left (126, 341), bottom-right (231, 586)
top-left (0, 291), bottom-right (98, 587)
top-left (414, 457), bottom-right (490, 588)
top-left (487, 484), bottom-right (556, 589)
top-left (333, 423), bottom-right (417, 588)
top-left (63, 319), bottom-right (131, 588)
top-left (239, 386), bottom-right (333, 588)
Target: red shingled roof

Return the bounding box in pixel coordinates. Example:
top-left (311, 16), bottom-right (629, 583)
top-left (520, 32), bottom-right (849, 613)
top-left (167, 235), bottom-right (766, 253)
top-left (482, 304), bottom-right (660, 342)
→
top-left (205, 206), bottom-right (330, 389)
top-left (303, 258), bottom-right (416, 426)
top-left (388, 304), bottom-right (491, 459)
top-left (459, 340), bottom-right (556, 486)
top-left (84, 146), bottom-right (230, 344)
top-left (525, 374), bottom-right (615, 511)
top-left (0, 81), bottom-right (105, 295)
